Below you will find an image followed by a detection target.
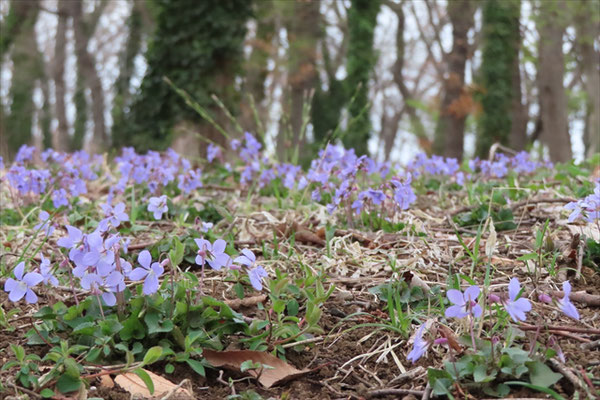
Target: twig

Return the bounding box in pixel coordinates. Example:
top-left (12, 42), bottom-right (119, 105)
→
top-left (550, 290), bottom-right (600, 306)
top-left (548, 358), bottom-right (595, 399)
top-left (281, 336), bottom-right (324, 349)
top-left (449, 197), bottom-right (576, 217)
top-left (159, 378), bottom-right (191, 400)
top-left (518, 324), bottom-right (600, 335)
top-left (366, 388), bottom-right (425, 398)
top-left (224, 294), bottom-right (267, 310)
top-left (581, 339), bottom-right (600, 350)
top-left (422, 382), bottom-right (432, 400)
top-left (10, 382), bottom-right (42, 399)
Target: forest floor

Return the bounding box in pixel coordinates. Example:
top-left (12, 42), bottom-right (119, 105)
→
top-left (1, 150), bottom-right (599, 400)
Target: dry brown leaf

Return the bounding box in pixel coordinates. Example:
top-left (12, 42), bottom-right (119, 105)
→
top-left (114, 369), bottom-right (192, 398)
top-left (203, 349), bottom-right (310, 388)
top-left (98, 374), bottom-right (115, 389)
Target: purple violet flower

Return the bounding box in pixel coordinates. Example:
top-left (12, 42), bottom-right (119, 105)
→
top-left (4, 262), bottom-right (43, 303)
top-left (558, 281), bottom-right (579, 320)
top-left (39, 254), bottom-right (58, 287)
top-left (129, 250), bottom-right (164, 295)
top-left (445, 286), bottom-right (482, 319)
top-left (194, 238), bottom-right (230, 270)
top-left (100, 202), bottom-right (129, 228)
top-left (504, 278), bottom-right (532, 322)
top-left (34, 210), bottom-right (55, 236)
top-left (147, 195), bottom-right (168, 220)
top-left (407, 324), bottom-right (429, 363)
top-left (234, 249), bottom-right (268, 291)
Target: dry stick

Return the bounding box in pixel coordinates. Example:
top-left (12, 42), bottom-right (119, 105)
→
top-left (449, 197), bottom-right (576, 217)
top-left (159, 378), bottom-right (191, 400)
top-left (547, 358), bottom-right (594, 399)
top-left (366, 388), bottom-right (425, 398)
top-left (581, 339), bottom-right (600, 350)
top-left (518, 324), bottom-right (600, 335)
top-left (387, 366), bottom-right (425, 386)
top-left (550, 290), bottom-right (600, 306)
top-left (224, 294), bottom-right (267, 310)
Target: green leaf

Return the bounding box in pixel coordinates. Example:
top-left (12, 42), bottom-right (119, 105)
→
top-left (134, 368), bottom-right (154, 395)
top-left (165, 363), bottom-right (175, 374)
top-left (505, 381), bottom-right (565, 400)
top-left (142, 346), bottom-right (163, 366)
top-left (40, 388), bottom-right (55, 398)
top-left (185, 359), bottom-right (205, 376)
top-left (526, 361), bottom-right (562, 388)
top-left (56, 374), bottom-right (81, 393)
top-left (145, 311), bottom-right (174, 334)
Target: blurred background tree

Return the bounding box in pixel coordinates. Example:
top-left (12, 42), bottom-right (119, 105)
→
top-left (0, 0), bottom-right (598, 163)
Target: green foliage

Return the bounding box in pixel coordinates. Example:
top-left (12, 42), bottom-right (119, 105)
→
top-left (115, 0), bottom-right (252, 151)
top-left (475, 0), bottom-right (520, 157)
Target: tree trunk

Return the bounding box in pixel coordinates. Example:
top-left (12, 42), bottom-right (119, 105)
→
top-left (53, 0), bottom-right (70, 151)
top-left (537, 1), bottom-right (572, 162)
top-left (70, 0), bottom-right (108, 152)
top-left (392, 2), bottom-right (431, 154)
top-left (433, 0), bottom-right (477, 160)
top-left (575, 0), bottom-right (600, 157)
top-left (5, 0), bottom-right (39, 157)
top-left (509, 28), bottom-right (527, 152)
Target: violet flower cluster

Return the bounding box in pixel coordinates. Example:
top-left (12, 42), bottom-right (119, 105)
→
top-left (4, 146), bottom-right (100, 209)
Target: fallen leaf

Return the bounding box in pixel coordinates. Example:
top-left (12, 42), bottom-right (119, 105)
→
top-left (98, 374), bottom-right (114, 389)
top-left (203, 349), bottom-right (310, 388)
top-left (114, 369), bottom-right (192, 398)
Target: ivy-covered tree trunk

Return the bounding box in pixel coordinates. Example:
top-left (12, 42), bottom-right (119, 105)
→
top-left (537, 0), bottom-right (571, 162)
top-left (433, 0), bottom-right (477, 160)
top-left (343, 0), bottom-right (380, 156)
top-left (5, 0), bottom-right (39, 157)
top-left (117, 0), bottom-right (251, 156)
top-left (475, 0), bottom-right (520, 158)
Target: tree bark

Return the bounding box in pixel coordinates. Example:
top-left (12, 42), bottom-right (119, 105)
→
top-left (433, 0), bottom-right (477, 160)
top-left (575, 0), bottom-right (600, 157)
top-left (70, 0), bottom-right (108, 152)
top-left (53, 0), bottom-right (70, 151)
top-left (509, 30), bottom-right (527, 152)
top-left (537, 1), bottom-right (572, 162)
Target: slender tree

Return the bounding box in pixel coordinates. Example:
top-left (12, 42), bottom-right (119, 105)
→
top-left (53, 0), bottom-right (70, 151)
top-left (537, 0), bottom-right (572, 162)
top-left (433, 0), bottom-right (477, 159)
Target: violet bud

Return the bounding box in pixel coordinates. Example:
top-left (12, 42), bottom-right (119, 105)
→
top-left (433, 337), bottom-right (448, 345)
top-left (538, 293), bottom-right (552, 304)
top-left (488, 293), bottom-right (501, 303)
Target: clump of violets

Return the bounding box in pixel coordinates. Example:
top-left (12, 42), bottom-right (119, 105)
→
top-left (148, 195), bottom-right (168, 220)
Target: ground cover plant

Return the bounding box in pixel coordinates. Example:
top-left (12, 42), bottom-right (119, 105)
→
top-left (0, 142), bottom-right (599, 400)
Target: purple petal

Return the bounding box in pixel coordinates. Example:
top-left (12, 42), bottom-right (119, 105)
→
top-left (25, 289), bottom-right (38, 304)
top-left (23, 272), bottom-right (43, 287)
top-left (194, 238), bottom-right (211, 251)
top-left (446, 289), bottom-right (465, 306)
top-left (560, 300), bottom-right (580, 320)
top-left (138, 250), bottom-right (151, 269)
top-left (13, 262), bottom-right (25, 280)
top-left (445, 305), bottom-right (467, 319)
top-left (150, 263), bottom-right (164, 277)
top-left (102, 292), bottom-right (117, 306)
top-left (83, 251), bottom-right (100, 266)
top-left (464, 286), bottom-right (480, 302)
top-left (208, 253), bottom-right (230, 271)
top-left (4, 278), bottom-right (17, 292)
top-left (562, 281), bottom-right (572, 297)
top-left (508, 278), bottom-right (521, 301)
top-left (212, 239), bottom-right (226, 254)
top-left (240, 249), bottom-right (255, 263)
top-left (195, 254), bottom-right (206, 266)
top-left (129, 267), bottom-right (148, 281)
top-left (233, 255), bottom-right (253, 267)
top-left (143, 274), bottom-right (159, 295)
top-left (471, 304), bottom-right (483, 318)
top-left (8, 283), bottom-right (27, 302)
